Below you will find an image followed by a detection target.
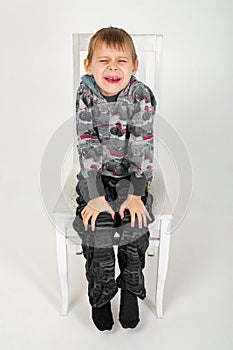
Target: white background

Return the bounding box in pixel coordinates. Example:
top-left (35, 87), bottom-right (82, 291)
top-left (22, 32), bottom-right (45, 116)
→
top-left (0, 0), bottom-right (232, 349)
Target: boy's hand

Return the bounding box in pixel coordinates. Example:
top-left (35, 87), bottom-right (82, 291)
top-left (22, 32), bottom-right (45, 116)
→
top-left (119, 194), bottom-right (152, 229)
top-left (81, 196), bottom-right (115, 231)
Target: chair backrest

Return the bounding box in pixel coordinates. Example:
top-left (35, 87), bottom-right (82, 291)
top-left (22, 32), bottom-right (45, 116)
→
top-left (72, 33), bottom-right (163, 169)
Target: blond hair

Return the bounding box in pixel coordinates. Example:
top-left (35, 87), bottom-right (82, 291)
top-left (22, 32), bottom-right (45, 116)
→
top-left (86, 26), bottom-right (137, 63)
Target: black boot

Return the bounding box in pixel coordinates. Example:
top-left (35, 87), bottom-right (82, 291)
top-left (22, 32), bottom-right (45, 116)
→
top-left (119, 289), bottom-right (140, 329)
top-left (92, 301), bottom-right (114, 331)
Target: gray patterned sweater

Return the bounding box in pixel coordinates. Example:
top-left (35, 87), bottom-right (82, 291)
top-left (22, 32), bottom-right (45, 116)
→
top-left (75, 74), bottom-right (157, 199)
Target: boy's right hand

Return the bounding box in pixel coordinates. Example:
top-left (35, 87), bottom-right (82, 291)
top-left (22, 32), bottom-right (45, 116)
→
top-left (81, 196), bottom-right (115, 231)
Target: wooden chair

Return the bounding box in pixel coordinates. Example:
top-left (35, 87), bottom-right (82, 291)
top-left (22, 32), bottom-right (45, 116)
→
top-left (53, 33), bottom-right (173, 318)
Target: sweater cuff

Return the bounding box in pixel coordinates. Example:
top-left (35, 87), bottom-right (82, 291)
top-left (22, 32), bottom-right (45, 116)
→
top-left (128, 174), bottom-right (147, 196)
top-left (86, 174), bottom-right (106, 199)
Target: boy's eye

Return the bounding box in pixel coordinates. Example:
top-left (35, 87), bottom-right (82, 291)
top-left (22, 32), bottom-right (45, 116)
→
top-left (99, 59), bottom-right (127, 63)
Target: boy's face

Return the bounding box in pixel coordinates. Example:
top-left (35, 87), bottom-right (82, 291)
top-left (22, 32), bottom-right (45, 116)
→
top-left (84, 42), bottom-right (139, 96)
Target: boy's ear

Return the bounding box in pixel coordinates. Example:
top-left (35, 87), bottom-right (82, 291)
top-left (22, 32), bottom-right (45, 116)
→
top-left (132, 58), bottom-right (139, 75)
top-left (84, 58), bottom-right (92, 75)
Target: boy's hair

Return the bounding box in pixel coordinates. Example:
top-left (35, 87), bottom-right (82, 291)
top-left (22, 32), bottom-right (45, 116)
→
top-left (87, 26), bottom-right (137, 63)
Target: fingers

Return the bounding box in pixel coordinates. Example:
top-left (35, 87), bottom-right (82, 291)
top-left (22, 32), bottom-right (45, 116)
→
top-left (119, 204), bottom-right (125, 219)
top-left (130, 207), bottom-right (152, 228)
top-left (82, 211), bottom-right (97, 231)
top-left (144, 207), bottom-right (152, 222)
top-left (81, 204), bottom-right (115, 231)
top-left (130, 211), bottom-right (144, 229)
top-left (130, 211), bottom-right (136, 227)
top-left (137, 212), bottom-right (143, 229)
top-left (142, 212), bottom-right (148, 227)
top-left (81, 207), bottom-right (86, 218)
top-left (91, 213), bottom-right (98, 231)
top-left (120, 200), bottom-right (148, 228)
top-left (82, 206), bottom-right (93, 231)
top-left (138, 211), bottom-right (150, 228)
top-left (83, 216), bottom-right (89, 231)
top-left (81, 200), bottom-right (152, 231)
top-left (82, 210), bottom-right (100, 231)
top-left (129, 210), bottom-right (144, 228)
top-left (119, 210), bottom-right (124, 219)
top-left (82, 212), bottom-right (90, 231)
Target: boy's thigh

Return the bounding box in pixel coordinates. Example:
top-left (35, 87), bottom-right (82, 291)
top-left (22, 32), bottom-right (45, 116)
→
top-left (73, 211), bottom-right (116, 248)
top-left (73, 174), bottom-right (155, 248)
top-left (116, 220), bottom-right (150, 247)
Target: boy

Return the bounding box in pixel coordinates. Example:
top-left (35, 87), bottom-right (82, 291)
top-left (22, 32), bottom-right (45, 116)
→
top-left (72, 26), bottom-right (156, 331)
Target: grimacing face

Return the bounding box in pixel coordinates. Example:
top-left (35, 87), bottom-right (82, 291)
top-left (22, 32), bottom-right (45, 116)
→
top-left (84, 42), bottom-right (139, 96)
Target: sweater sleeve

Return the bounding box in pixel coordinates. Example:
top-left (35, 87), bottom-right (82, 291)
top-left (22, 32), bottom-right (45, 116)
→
top-left (75, 84), bottom-right (106, 199)
top-left (127, 83), bottom-right (157, 196)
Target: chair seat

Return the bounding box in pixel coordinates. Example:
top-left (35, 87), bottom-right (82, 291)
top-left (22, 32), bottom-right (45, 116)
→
top-left (53, 167), bottom-right (173, 220)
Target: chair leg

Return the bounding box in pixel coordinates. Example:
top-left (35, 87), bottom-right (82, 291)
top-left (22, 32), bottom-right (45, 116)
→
top-left (147, 221), bottom-right (159, 256)
top-left (155, 219), bottom-right (171, 318)
top-left (55, 216), bottom-right (68, 316)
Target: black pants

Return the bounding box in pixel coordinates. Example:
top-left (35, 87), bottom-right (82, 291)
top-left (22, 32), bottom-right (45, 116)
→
top-left (72, 173), bottom-right (154, 308)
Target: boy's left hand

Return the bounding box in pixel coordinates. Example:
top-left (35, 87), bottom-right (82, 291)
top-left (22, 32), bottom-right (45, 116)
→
top-left (119, 194), bottom-right (152, 228)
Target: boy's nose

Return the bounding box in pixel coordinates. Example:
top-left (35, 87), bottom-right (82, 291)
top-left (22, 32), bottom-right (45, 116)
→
top-left (107, 61), bottom-right (118, 70)
top-left (109, 65), bottom-right (118, 70)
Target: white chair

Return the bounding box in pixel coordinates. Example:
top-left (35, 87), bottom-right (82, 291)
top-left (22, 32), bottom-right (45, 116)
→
top-left (53, 33), bottom-right (173, 318)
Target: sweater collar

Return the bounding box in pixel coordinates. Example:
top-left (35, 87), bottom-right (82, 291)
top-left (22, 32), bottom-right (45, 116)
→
top-left (81, 74), bottom-right (102, 97)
